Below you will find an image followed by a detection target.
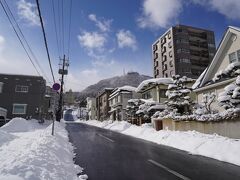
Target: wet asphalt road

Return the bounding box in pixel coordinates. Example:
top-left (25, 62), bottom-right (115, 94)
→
top-left (66, 122), bottom-right (240, 180)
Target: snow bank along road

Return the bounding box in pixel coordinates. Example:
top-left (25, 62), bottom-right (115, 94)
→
top-left (66, 122), bottom-right (240, 180)
top-left (0, 118), bottom-right (87, 180)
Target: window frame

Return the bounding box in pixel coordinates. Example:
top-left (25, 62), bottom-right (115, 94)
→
top-left (12, 104), bottom-right (27, 115)
top-left (15, 85), bottom-right (29, 93)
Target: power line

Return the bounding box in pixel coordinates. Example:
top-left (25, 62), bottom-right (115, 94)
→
top-left (61, 0), bottom-right (64, 55)
top-left (0, 0), bottom-right (41, 77)
top-left (2, 0), bottom-right (52, 84)
top-left (35, 0), bottom-right (56, 83)
top-left (67, 0), bottom-right (72, 58)
top-left (51, 0), bottom-right (61, 58)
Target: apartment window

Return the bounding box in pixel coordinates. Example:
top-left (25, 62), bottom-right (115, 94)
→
top-left (153, 44), bottom-right (158, 51)
top-left (12, 104), bottom-right (27, 114)
top-left (179, 58), bottom-right (190, 63)
top-left (0, 82), bottom-right (3, 93)
top-left (156, 69), bottom-right (159, 75)
top-left (118, 95), bottom-right (121, 103)
top-left (161, 46), bottom-right (166, 53)
top-left (177, 48), bottom-right (190, 54)
top-left (162, 55), bottom-right (167, 62)
top-left (163, 64), bottom-right (168, 71)
top-left (165, 73), bottom-right (168, 77)
top-left (169, 60), bottom-right (173, 67)
top-left (161, 37), bottom-right (166, 44)
top-left (168, 42), bottom-right (172, 48)
top-left (229, 52), bottom-right (237, 63)
top-left (208, 43), bottom-right (215, 48)
top-left (167, 32), bottom-right (171, 39)
top-left (209, 53), bottom-right (215, 57)
top-left (169, 51), bottom-right (173, 57)
top-left (15, 85), bottom-right (28, 93)
top-left (154, 52), bottom-right (158, 59)
top-left (170, 70), bottom-right (174, 76)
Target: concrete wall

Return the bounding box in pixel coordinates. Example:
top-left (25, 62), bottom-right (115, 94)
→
top-left (159, 118), bottom-right (240, 139)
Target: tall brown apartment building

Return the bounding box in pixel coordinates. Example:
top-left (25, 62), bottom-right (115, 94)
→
top-left (153, 25), bottom-right (216, 79)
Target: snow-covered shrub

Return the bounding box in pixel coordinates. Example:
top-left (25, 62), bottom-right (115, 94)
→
top-left (126, 99), bottom-right (145, 120)
top-left (194, 92), bottom-right (217, 115)
top-left (213, 62), bottom-right (240, 82)
top-left (218, 76), bottom-right (240, 110)
top-left (165, 75), bottom-right (195, 115)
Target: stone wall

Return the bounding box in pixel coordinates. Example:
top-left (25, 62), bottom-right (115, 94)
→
top-left (154, 118), bottom-right (240, 139)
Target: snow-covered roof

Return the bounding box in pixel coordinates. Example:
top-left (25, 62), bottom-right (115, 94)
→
top-left (136, 78), bottom-right (173, 92)
top-left (147, 104), bottom-right (165, 112)
top-left (109, 85), bottom-right (136, 98)
top-left (192, 68), bottom-right (208, 89)
top-left (196, 26), bottom-right (240, 89)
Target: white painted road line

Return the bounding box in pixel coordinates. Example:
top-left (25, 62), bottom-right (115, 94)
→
top-left (148, 159), bottom-right (191, 180)
top-left (97, 134), bottom-right (115, 143)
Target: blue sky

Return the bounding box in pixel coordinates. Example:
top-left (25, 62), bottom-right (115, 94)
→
top-left (0, 0), bottom-right (240, 91)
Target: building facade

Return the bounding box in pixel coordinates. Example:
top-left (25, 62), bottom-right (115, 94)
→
top-left (153, 24), bottom-right (216, 79)
top-left (109, 86), bottom-right (140, 121)
top-left (96, 88), bottom-right (113, 121)
top-left (86, 97), bottom-right (97, 120)
top-left (0, 74), bottom-right (46, 119)
top-left (193, 26), bottom-right (240, 111)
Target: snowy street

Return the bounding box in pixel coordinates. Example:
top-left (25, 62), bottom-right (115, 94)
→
top-left (66, 122), bottom-right (240, 180)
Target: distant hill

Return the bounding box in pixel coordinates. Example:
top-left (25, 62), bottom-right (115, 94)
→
top-left (77, 72), bottom-right (152, 101)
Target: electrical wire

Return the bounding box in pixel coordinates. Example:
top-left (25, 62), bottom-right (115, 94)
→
top-left (1, 0), bottom-right (52, 84)
top-left (0, 0), bottom-right (41, 77)
top-left (35, 0), bottom-right (56, 83)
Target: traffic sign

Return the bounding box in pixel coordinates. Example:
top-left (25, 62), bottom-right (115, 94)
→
top-left (52, 83), bottom-right (60, 91)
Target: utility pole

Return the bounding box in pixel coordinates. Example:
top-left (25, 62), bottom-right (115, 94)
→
top-left (56, 55), bottom-right (69, 121)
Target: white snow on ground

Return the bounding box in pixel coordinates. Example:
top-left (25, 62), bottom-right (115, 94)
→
top-left (0, 118), bottom-right (87, 180)
top-left (81, 120), bottom-right (240, 166)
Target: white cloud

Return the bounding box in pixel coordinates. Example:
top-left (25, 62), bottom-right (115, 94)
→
top-left (191, 0), bottom-right (240, 20)
top-left (17, 0), bottom-right (40, 26)
top-left (138, 0), bottom-right (182, 29)
top-left (77, 31), bottom-right (106, 50)
top-left (116, 29), bottom-right (137, 50)
top-left (88, 14), bottom-right (112, 32)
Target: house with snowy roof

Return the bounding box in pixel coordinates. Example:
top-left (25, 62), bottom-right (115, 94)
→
top-left (135, 78), bottom-right (173, 103)
top-left (109, 86), bottom-right (140, 121)
top-left (193, 26), bottom-right (240, 111)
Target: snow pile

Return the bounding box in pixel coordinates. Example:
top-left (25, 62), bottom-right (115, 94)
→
top-left (136, 78), bottom-right (173, 92)
top-left (82, 120), bottom-right (240, 166)
top-left (1, 118), bottom-right (34, 133)
top-left (0, 119), bottom-right (86, 180)
top-left (0, 130), bottom-right (16, 145)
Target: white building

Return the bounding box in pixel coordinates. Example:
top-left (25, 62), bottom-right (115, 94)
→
top-left (86, 97), bottom-right (97, 120)
top-left (109, 86), bottom-right (140, 121)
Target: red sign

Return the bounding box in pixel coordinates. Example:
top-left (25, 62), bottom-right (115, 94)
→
top-left (52, 83), bottom-right (60, 91)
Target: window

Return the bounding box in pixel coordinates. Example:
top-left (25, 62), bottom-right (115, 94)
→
top-left (179, 58), bottom-right (190, 63)
top-left (209, 53), bottom-right (215, 57)
top-left (163, 64), bottom-right (168, 71)
top-left (237, 50), bottom-right (240, 61)
top-left (165, 73), bottom-right (168, 77)
top-left (0, 82), bottom-right (3, 93)
top-left (177, 48), bottom-right (190, 54)
top-left (169, 51), bottom-right (173, 57)
top-left (170, 70), bottom-right (174, 76)
top-left (168, 42), bottom-right (172, 48)
top-left (154, 52), bottom-right (158, 59)
top-left (142, 91), bottom-right (151, 99)
top-left (229, 52), bottom-right (237, 63)
top-left (15, 85), bottom-right (28, 93)
top-left (161, 37), bottom-right (166, 44)
top-left (208, 43), bottom-right (215, 48)
top-left (159, 89), bottom-right (167, 98)
top-left (169, 60), bottom-right (173, 67)
top-left (168, 32), bottom-right (171, 39)
top-left (12, 104), bottom-right (27, 114)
